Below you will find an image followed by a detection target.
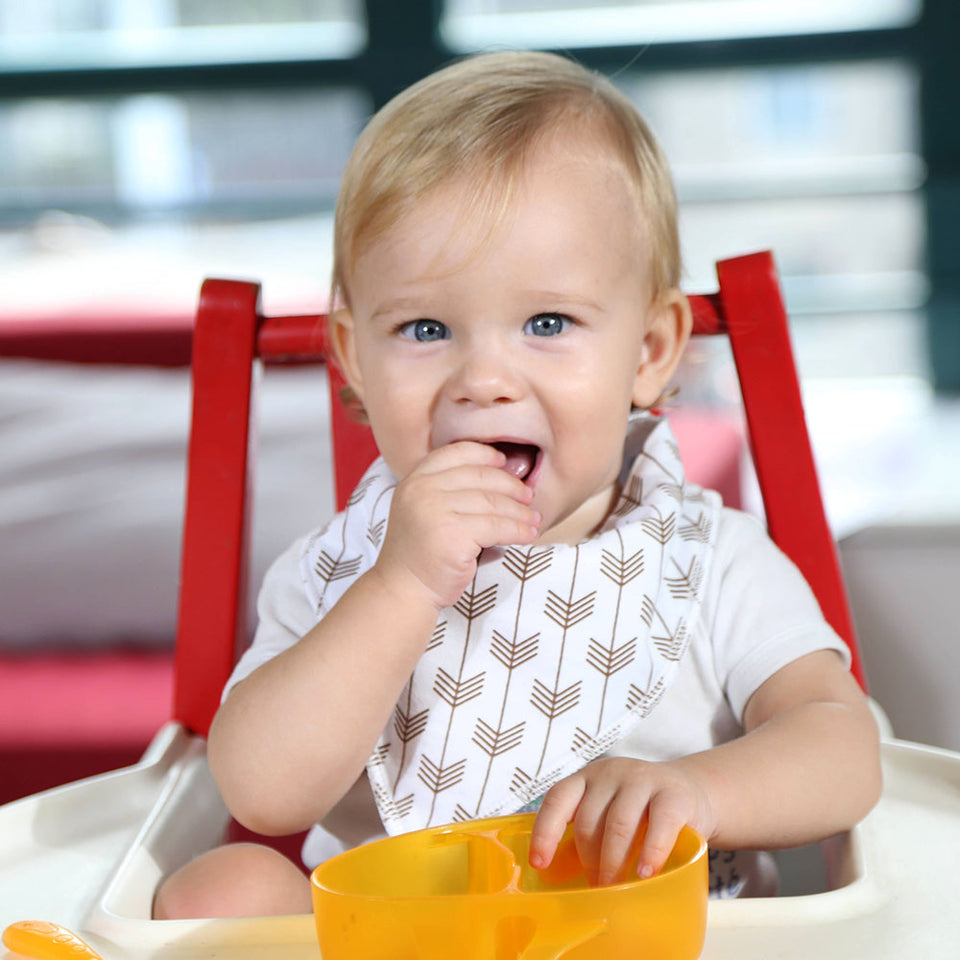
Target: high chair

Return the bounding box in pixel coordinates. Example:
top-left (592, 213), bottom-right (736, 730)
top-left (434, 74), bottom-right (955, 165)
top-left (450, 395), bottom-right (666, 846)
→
top-left (2, 251), bottom-right (958, 960)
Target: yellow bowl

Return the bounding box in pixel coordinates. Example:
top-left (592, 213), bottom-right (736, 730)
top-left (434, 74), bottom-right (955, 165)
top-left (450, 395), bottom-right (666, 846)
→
top-left (311, 813), bottom-right (707, 959)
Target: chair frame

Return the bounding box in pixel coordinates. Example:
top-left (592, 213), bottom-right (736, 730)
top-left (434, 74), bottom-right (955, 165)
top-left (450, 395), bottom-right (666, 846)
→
top-left (172, 250), bottom-right (863, 739)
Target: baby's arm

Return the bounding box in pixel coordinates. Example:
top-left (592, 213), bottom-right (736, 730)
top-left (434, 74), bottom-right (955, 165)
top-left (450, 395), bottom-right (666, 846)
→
top-left (208, 442), bottom-right (540, 836)
top-left (529, 648), bottom-right (881, 886)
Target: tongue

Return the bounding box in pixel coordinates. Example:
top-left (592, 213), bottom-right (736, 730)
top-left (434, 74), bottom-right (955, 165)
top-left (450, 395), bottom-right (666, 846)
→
top-left (493, 442), bottom-right (537, 481)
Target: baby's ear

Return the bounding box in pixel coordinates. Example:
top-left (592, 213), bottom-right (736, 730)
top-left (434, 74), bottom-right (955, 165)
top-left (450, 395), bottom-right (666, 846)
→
top-left (328, 307), bottom-right (365, 401)
top-left (631, 290), bottom-right (693, 409)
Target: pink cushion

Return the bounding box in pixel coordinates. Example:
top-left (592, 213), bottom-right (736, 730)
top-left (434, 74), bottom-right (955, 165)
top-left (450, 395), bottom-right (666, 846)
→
top-left (669, 409), bottom-right (743, 510)
top-left (0, 650), bottom-right (172, 749)
top-left (0, 650), bottom-right (173, 803)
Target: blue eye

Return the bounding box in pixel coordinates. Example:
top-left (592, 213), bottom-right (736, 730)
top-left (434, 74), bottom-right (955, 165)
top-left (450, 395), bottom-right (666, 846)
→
top-left (524, 313), bottom-right (569, 337)
top-left (400, 319), bottom-right (449, 342)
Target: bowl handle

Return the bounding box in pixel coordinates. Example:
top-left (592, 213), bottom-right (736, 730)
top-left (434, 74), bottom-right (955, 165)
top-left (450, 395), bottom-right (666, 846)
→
top-left (519, 918), bottom-right (608, 960)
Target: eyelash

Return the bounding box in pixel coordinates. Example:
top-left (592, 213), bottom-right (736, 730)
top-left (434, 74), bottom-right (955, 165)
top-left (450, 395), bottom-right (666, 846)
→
top-left (397, 319), bottom-right (449, 342)
top-left (523, 313), bottom-right (572, 337)
top-left (397, 313), bottom-right (575, 342)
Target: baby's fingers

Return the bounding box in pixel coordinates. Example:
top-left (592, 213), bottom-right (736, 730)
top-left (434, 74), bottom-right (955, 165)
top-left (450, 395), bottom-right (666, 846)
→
top-left (597, 790), bottom-right (649, 886)
top-left (529, 777), bottom-right (585, 870)
top-left (637, 793), bottom-right (686, 879)
top-left (469, 510), bottom-right (541, 548)
top-left (417, 440), bottom-right (508, 473)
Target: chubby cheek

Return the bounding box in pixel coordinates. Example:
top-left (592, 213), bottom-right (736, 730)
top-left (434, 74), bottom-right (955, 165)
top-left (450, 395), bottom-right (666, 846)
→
top-left (546, 400), bottom-right (629, 481)
top-left (552, 374), bottom-right (632, 441)
top-left (362, 390), bottom-right (433, 480)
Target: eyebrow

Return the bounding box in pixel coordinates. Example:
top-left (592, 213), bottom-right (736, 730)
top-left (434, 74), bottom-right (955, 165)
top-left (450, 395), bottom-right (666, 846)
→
top-left (531, 290), bottom-right (605, 313)
top-left (368, 297), bottom-right (429, 322)
top-left (367, 289), bottom-right (605, 322)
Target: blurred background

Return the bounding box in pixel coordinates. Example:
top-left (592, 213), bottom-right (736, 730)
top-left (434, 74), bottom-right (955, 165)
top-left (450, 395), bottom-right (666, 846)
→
top-left (1, 0), bottom-right (959, 800)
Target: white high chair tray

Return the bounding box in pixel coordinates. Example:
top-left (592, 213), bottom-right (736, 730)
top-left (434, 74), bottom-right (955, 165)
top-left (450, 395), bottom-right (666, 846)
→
top-left (1, 725), bottom-right (958, 959)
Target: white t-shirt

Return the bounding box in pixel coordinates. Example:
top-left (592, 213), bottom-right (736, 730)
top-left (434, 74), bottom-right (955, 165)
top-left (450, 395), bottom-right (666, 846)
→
top-left (224, 506), bottom-right (849, 894)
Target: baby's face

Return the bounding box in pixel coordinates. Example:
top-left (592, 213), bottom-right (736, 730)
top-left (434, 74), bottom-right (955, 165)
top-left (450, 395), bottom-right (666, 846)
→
top-left (337, 135), bottom-right (679, 544)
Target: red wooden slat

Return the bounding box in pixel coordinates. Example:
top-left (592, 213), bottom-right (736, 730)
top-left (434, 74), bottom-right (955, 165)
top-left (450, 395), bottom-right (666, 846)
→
top-left (717, 252), bottom-right (863, 687)
top-left (688, 292), bottom-right (725, 336)
top-left (173, 279), bottom-right (261, 735)
top-left (257, 313), bottom-right (328, 361)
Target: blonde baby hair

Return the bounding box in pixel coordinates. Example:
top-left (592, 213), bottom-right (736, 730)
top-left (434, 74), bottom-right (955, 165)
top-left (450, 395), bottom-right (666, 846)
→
top-left (331, 50), bottom-right (680, 311)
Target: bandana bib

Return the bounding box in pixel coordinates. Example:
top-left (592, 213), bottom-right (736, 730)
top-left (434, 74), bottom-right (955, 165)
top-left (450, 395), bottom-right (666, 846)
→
top-left (301, 415), bottom-right (720, 835)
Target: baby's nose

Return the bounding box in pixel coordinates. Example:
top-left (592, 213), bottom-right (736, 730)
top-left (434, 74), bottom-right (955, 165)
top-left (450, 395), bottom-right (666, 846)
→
top-left (449, 346), bottom-right (523, 405)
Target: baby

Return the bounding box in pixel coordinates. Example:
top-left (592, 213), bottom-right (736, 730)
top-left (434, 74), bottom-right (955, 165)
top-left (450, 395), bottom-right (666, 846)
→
top-left (155, 50), bottom-right (881, 919)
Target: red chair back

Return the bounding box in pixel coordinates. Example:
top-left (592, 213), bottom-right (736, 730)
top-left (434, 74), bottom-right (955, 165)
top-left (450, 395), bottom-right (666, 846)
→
top-left (173, 251), bottom-right (864, 738)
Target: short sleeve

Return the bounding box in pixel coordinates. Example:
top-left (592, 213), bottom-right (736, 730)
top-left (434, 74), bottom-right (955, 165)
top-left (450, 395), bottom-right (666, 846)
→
top-left (706, 509), bottom-right (851, 722)
top-left (221, 535), bottom-right (319, 702)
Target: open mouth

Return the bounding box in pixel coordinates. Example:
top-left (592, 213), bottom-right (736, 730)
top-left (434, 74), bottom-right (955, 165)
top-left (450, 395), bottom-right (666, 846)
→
top-left (490, 441), bottom-right (541, 484)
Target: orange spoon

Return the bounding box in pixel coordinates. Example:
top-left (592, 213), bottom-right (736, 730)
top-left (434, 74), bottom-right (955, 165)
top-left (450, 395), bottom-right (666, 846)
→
top-left (2, 921), bottom-right (103, 960)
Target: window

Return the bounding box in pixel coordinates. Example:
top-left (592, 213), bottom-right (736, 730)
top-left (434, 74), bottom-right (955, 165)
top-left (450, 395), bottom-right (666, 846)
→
top-left (443, 0), bottom-right (921, 50)
top-left (0, 0), bottom-right (369, 222)
top-left (622, 60), bottom-right (924, 310)
top-left (0, 0), bottom-right (364, 70)
top-left (0, 0), bottom-right (943, 385)
top-left (0, 89), bottom-right (367, 219)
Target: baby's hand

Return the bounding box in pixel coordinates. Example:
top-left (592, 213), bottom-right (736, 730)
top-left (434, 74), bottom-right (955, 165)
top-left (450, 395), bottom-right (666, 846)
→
top-left (375, 442), bottom-right (541, 610)
top-left (528, 757), bottom-right (715, 886)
